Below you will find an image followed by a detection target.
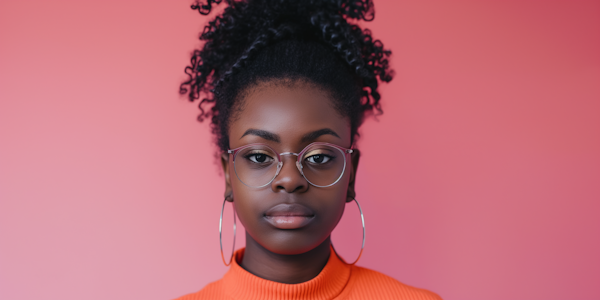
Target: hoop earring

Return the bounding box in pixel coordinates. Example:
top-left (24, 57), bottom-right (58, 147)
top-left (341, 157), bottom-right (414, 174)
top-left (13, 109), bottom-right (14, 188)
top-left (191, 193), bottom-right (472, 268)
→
top-left (219, 198), bottom-right (236, 266)
top-left (332, 198), bottom-right (366, 265)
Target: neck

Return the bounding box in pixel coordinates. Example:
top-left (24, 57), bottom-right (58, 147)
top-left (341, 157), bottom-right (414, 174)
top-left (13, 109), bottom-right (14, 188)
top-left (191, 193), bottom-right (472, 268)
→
top-left (240, 232), bottom-right (331, 284)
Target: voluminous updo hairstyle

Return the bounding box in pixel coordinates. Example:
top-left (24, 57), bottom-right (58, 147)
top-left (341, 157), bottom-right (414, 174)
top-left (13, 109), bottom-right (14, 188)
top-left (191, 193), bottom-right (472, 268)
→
top-left (180, 0), bottom-right (393, 151)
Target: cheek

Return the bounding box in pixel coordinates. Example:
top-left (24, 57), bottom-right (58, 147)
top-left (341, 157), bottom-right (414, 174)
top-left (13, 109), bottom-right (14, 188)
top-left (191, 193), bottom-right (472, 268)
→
top-left (230, 180), bottom-right (261, 225)
top-left (313, 173), bottom-right (352, 229)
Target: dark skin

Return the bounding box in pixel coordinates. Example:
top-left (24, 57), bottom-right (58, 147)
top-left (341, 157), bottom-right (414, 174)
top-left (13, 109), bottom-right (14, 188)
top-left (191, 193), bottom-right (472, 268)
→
top-left (220, 79), bottom-right (360, 284)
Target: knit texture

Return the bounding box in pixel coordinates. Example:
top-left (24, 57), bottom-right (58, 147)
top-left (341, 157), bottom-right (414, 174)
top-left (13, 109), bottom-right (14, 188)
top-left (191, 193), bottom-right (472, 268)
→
top-left (175, 247), bottom-right (442, 300)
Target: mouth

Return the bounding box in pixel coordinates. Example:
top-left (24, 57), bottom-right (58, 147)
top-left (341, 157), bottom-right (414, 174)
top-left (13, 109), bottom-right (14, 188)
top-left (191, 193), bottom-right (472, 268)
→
top-left (264, 203), bottom-right (315, 229)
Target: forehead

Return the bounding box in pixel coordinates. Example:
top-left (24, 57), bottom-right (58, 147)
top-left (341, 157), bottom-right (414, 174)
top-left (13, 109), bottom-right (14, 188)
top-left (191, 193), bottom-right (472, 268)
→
top-left (228, 80), bottom-right (351, 149)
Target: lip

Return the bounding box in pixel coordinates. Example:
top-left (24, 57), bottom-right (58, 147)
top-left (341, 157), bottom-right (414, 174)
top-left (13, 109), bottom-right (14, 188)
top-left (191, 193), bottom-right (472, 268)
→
top-left (264, 203), bottom-right (315, 229)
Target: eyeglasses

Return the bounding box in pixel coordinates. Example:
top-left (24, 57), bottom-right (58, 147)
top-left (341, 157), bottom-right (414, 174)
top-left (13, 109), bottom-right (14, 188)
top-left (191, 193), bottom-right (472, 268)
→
top-left (227, 142), bottom-right (353, 188)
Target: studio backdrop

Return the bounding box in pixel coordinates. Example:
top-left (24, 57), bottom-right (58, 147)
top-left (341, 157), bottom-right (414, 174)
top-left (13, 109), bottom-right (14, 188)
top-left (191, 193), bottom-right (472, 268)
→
top-left (1, 1), bottom-right (599, 300)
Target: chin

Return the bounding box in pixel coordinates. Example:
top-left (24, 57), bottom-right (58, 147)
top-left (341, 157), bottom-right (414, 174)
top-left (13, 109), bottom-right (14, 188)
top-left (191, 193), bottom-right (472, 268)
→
top-left (258, 231), bottom-right (329, 255)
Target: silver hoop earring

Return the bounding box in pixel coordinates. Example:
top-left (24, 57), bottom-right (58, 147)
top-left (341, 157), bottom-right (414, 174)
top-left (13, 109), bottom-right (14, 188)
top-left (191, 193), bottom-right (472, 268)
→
top-left (333, 198), bottom-right (366, 265)
top-left (219, 198), bottom-right (236, 266)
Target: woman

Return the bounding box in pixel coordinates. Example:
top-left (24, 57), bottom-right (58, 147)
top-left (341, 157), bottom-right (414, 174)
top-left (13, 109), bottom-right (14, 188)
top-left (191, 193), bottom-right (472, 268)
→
top-left (176, 0), bottom-right (441, 299)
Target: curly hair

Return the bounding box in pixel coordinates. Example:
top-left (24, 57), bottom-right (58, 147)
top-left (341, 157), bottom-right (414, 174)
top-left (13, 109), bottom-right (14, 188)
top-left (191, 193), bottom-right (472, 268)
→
top-left (180, 0), bottom-right (393, 151)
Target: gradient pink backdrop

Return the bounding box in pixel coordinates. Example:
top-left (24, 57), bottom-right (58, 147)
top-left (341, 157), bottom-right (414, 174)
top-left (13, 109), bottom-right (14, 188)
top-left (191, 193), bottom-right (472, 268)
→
top-left (1, 1), bottom-right (599, 299)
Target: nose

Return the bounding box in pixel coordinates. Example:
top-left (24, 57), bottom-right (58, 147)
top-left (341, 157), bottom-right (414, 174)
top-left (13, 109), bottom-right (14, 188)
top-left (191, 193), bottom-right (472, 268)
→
top-left (271, 154), bottom-right (308, 193)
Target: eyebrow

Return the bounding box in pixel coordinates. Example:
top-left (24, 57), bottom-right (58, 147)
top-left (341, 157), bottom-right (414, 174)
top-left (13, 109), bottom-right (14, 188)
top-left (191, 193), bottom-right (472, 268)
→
top-left (240, 128), bottom-right (341, 144)
top-left (240, 129), bottom-right (281, 142)
top-left (301, 128), bottom-right (341, 143)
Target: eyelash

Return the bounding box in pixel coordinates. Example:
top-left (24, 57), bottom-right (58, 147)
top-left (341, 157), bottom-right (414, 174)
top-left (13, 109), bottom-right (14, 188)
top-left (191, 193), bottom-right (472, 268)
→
top-left (305, 154), bottom-right (334, 164)
top-left (244, 152), bottom-right (274, 163)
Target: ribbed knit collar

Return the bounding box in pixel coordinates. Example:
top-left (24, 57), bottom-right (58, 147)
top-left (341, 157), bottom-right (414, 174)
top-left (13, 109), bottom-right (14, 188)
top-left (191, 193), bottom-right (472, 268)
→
top-left (222, 247), bottom-right (352, 300)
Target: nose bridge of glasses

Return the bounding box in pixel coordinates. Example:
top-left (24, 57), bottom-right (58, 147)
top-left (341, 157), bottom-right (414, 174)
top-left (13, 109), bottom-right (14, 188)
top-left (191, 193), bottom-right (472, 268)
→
top-left (276, 152), bottom-right (305, 177)
top-left (279, 152), bottom-right (299, 157)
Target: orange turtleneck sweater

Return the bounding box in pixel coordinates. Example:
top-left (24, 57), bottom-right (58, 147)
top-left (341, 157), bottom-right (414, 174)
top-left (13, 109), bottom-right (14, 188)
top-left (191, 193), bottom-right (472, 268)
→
top-left (175, 247), bottom-right (442, 300)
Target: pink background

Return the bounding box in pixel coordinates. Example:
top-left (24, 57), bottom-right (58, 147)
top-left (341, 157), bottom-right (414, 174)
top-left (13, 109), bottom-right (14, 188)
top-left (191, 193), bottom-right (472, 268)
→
top-left (1, 1), bottom-right (599, 299)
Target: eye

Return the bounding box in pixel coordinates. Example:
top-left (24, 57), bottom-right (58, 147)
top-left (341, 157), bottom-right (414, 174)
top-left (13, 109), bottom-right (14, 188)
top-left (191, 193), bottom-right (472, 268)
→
top-left (245, 152), bottom-right (274, 164)
top-left (305, 154), bottom-right (332, 164)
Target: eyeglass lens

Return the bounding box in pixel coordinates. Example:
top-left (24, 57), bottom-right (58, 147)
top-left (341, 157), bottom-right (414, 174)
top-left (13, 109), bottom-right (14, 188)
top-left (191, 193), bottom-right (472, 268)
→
top-left (233, 144), bottom-right (346, 188)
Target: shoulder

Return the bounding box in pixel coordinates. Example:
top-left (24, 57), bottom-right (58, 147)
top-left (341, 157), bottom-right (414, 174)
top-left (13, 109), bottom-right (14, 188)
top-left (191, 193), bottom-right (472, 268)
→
top-left (172, 280), bottom-right (226, 300)
top-left (345, 265), bottom-right (442, 300)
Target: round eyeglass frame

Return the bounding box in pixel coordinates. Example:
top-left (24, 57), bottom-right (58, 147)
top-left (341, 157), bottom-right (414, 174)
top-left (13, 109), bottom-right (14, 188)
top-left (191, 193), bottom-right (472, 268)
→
top-left (227, 142), bottom-right (354, 188)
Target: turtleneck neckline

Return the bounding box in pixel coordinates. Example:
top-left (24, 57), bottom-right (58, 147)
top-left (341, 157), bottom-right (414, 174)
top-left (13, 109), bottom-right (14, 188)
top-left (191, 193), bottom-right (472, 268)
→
top-left (221, 247), bottom-right (352, 300)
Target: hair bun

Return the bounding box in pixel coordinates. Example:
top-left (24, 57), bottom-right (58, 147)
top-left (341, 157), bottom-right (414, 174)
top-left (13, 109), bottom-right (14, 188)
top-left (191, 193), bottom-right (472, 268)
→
top-left (181, 0), bottom-right (392, 151)
top-left (192, 0), bottom-right (374, 21)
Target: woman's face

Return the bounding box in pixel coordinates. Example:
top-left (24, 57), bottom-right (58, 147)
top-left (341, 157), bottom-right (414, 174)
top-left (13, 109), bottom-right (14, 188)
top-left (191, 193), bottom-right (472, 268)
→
top-left (221, 79), bottom-right (359, 255)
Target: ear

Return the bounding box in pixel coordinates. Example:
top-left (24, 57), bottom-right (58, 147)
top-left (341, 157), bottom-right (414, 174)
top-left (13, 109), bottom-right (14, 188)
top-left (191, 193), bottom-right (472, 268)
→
top-left (346, 149), bottom-right (360, 202)
top-left (221, 152), bottom-right (234, 202)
